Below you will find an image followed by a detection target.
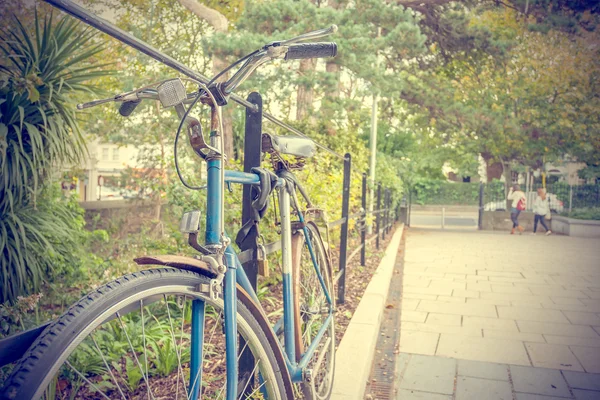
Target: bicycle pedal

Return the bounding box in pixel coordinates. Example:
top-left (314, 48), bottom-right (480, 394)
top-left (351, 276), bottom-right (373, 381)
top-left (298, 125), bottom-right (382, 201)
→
top-left (180, 210), bottom-right (202, 233)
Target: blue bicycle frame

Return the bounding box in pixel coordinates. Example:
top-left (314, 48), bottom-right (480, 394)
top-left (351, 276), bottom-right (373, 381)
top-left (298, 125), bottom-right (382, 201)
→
top-left (188, 150), bottom-right (334, 399)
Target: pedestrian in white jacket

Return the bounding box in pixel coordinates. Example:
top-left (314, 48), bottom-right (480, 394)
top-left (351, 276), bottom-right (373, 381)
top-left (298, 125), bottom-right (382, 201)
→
top-left (532, 188), bottom-right (552, 235)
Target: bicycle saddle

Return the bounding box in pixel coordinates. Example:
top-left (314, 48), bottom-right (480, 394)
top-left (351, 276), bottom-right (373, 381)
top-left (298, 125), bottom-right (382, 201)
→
top-left (262, 133), bottom-right (316, 159)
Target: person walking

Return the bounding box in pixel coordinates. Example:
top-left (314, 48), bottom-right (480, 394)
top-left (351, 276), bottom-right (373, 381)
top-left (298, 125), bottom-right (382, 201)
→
top-left (507, 184), bottom-right (526, 235)
top-left (532, 188), bottom-right (552, 235)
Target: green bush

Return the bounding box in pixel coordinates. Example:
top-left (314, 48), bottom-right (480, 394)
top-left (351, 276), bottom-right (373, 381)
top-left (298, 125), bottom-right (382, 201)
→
top-left (412, 179), bottom-right (481, 205)
top-left (0, 12), bottom-right (109, 303)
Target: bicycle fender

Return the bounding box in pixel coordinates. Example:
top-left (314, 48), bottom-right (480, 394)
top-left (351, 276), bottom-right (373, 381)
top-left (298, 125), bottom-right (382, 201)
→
top-left (134, 255), bottom-right (217, 277)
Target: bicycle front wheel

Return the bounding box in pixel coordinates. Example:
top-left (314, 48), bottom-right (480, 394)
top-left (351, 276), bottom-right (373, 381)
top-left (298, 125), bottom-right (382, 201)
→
top-left (2, 268), bottom-right (289, 400)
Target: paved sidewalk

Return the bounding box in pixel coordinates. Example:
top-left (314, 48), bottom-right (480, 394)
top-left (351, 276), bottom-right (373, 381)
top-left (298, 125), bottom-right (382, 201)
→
top-left (396, 229), bottom-right (600, 399)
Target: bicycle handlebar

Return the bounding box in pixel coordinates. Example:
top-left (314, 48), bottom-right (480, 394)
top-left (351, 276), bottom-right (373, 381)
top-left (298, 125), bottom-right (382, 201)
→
top-left (77, 25), bottom-right (338, 113)
top-left (284, 42), bottom-right (337, 60)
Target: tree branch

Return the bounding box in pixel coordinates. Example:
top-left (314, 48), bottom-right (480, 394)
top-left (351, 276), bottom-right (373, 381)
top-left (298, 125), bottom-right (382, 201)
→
top-left (176, 0), bottom-right (228, 32)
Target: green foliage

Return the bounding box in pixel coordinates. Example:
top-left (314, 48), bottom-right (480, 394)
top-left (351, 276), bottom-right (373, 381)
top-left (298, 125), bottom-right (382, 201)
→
top-left (0, 12), bottom-right (110, 303)
top-left (0, 11), bottom-right (109, 201)
top-left (411, 180), bottom-right (481, 206)
top-left (567, 208), bottom-right (600, 221)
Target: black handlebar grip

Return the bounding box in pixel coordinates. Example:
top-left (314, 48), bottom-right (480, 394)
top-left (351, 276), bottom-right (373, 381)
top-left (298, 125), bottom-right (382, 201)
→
top-left (118, 99), bottom-right (141, 117)
top-left (285, 42), bottom-right (337, 61)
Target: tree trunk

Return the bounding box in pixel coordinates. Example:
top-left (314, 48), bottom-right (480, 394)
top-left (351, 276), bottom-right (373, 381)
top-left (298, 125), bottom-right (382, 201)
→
top-left (482, 152), bottom-right (503, 182)
top-left (504, 161), bottom-right (512, 210)
top-left (296, 58), bottom-right (316, 121)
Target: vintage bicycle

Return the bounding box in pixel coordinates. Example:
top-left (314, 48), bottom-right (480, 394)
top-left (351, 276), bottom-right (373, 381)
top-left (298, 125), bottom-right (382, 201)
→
top-left (1, 3), bottom-right (338, 399)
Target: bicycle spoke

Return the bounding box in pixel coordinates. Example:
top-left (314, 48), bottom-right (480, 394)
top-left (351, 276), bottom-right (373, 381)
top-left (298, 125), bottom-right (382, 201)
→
top-left (65, 360), bottom-right (113, 400)
top-left (244, 379), bottom-right (268, 400)
top-left (163, 295), bottom-right (189, 400)
top-left (116, 312), bottom-right (156, 400)
top-left (91, 334), bottom-right (127, 400)
top-left (238, 359), bottom-right (261, 399)
top-left (140, 299), bottom-right (151, 400)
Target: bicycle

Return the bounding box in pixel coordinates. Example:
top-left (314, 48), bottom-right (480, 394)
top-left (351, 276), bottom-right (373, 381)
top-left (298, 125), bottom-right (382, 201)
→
top-left (1, 23), bottom-right (339, 400)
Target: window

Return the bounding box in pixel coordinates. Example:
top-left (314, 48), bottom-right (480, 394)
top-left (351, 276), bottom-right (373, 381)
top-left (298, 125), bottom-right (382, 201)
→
top-left (112, 148), bottom-right (119, 161)
top-left (102, 148), bottom-right (109, 161)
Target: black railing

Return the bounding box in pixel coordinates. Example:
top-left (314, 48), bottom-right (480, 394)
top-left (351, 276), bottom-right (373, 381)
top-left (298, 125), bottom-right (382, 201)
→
top-left (482, 182), bottom-right (600, 214)
top-left (330, 173), bottom-right (399, 304)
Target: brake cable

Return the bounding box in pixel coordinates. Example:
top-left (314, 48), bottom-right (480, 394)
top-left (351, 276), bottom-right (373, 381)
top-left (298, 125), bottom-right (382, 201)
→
top-left (174, 49), bottom-right (261, 190)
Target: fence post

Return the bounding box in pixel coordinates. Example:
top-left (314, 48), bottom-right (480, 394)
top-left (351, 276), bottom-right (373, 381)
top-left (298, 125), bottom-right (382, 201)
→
top-left (360, 173), bottom-right (367, 267)
top-left (376, 182), bottom-right (382, 249)
top-left (337, 153), bottom-right (352, 304)
top-left (441, 207), bottom-right (445, 229)
top-left (569, 185), bottom-right (573, 214)
top-left (387, 189), bottom-right (391, 233)
top-left (478, 182), bottom-right (484, 230)
top-left (408, 188), bottom-right (412, 227)
top-left (239, 92), bottom-right (262, 392)
top-left (382, 189), bottom-right (387, 240)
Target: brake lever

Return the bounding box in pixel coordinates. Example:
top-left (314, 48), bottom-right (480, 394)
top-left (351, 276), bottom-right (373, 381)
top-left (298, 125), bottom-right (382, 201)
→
top-left (77, 97), bottom-right (118, 110)
top-left (279, 24), bottom-right (338, 46)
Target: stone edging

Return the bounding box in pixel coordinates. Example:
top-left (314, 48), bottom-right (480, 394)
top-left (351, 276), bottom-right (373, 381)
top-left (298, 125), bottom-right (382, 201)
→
top-left (552, 215), bottom-right (600, 226)
top-left (330, 224), bottom-right (405, 399)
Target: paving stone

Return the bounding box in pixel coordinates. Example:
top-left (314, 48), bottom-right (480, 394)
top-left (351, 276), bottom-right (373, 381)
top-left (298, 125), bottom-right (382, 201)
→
top-left (563, 311), bottom-right (600, 326)
top-left (552, 297), bottom-right (586, 306)
top-left (492, 284), bottom-right (534, 295)
top-left (517, 321), bottom-right (600, 338)
top-left (437, 295), bottom-right (467, 303)
top-left (426, 313), bottom-right (462, 326)
top-left (572, 389), bottom-right (600, 400)
top-left (467, 282), bottom-right (493, 292)
top-left (453, 289), bottom-right (480, 298)
top-left (396, 389), bottom-right (452, 400)
top-left (399, 330), bottom-right (440, 356)
top-left (498, 306), bottom-right (571, 324)
top-left (401, 310), bottom-right (428, 323)
top-left (484, 329), bottom-right (546, 342)
top-left (398, 354), bottom-right (456, 395)
top-left (457, 359), bottom-right (509, 381)
top-left (402, 299), bottom-right (421, 311)
top-left (525, 342), bottom-right (584, 371)
top-left (514, 394), bottom-right (573, 400)
top-left (456, 376), bottom-right (513, 400)
top-left (466, 297), bottom-right (513, 306)
top-left (403, 293), bottom-right (438, 301)
top-left (404, 286), bottom-right (454, 296)
top-left (417, 300), bottom-right (497, 318)
top-left (562, 371), bottom-right (600, 391)
top-left (570, 346), bottom-right (600, 373)
top-left (478, 270), bottom-right (525, 278)
top-left (436, 333), bottom-right (530, 365)
top-left (510, 365), bottom-right (571, 398)
top-left (401, 321), bottom-right (483, 337)
top-left (544, 335), bottom-right (600, 348)
top-left (463, 316), bottom-right (519, 332)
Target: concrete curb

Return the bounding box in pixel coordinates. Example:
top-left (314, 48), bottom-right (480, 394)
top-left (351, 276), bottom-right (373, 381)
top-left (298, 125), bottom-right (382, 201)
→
top-left (331, 224), bottom-right (405, 399)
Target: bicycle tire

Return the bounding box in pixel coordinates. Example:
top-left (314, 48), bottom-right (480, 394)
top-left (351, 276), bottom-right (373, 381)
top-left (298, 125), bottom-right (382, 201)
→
top-left (1, 268), bottom-right (290, 400)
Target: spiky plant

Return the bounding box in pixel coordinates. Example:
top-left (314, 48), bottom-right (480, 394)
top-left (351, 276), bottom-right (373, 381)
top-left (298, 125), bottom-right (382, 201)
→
top-left (0, 10), bottom-right (111, 303)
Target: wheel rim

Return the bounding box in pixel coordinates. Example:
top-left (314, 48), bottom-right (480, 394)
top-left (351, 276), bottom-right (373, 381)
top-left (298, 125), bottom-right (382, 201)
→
top-left (30, 282), bottom-right (281, 400)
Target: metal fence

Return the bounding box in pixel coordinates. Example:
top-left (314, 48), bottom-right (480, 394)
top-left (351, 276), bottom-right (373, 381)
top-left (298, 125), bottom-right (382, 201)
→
top-left (328, 169), bottom-right (397, 304)
top-left (482, 182), bottom-right (600, 214)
